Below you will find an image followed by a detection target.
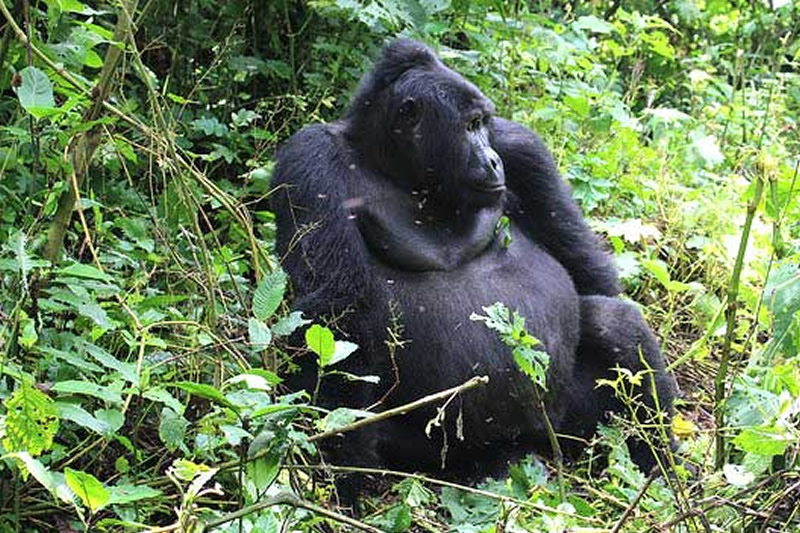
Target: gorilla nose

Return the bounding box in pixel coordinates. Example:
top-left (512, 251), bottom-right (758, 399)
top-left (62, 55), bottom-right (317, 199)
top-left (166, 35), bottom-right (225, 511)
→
top-left (486, 153), bottom-right (505, 181)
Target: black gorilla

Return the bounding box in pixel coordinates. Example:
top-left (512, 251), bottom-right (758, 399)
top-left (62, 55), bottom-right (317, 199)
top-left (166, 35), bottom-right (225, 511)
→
top-left (272, 39), bottom-right (676, 480)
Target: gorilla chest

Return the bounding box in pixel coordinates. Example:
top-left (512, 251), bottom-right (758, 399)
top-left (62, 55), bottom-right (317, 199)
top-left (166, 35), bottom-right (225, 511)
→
top-left (370, 226), bottom-right (580, 388)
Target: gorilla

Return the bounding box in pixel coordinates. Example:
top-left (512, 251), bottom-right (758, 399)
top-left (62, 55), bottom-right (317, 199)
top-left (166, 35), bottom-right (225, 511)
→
top-left (271, 39), bottom-right (676, 484)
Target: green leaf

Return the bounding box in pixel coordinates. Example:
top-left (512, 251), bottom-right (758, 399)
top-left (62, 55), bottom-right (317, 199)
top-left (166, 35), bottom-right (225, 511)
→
top-left (765, 263), bottom-right (800, 355)
top-left (573, 15), bottom-right (615, 34)
top-left (248, 318), bottom-right (272, 351)
top-left (77, 302), bottom-right (113, 329)
top-left (2, 382), bottom-right (59, 456)
top-left (272, 311), bottom-right (311, 337)
top-left (56, 263), bottom-right (115, 282)
top-left (95, 409), bottom-right (123, 433)
top-left (317, 408), bottom-right (373, 432)
top-left (328, 340), bottom-right (359, 367)
top-left (142, 387), bottom-right (185, 414)
top-left (564, 94), bottom-right (590, 119)
top-left (57, 402), bottom-right (111, 435)
top-left (397, 479), bottom-right (434, 507)
top-left (19, 313), bottom-right (38, 349)
top-left (253, 268), bottom-right (287, 321)
top-left (305, 324), bottom-right (336, 366)
top-left (9, 232), bottom-right (33, 287)
top-left (52, 380), bottom-right (123, 405)
top-left (78, 340), bottom-right (138, 385)
top-left (39, 347), bottom-right (102, 373)
top-left (172, 382), bottom-right (238, 411)
top-left (14, 67), bottom-right (57, 118)
top-left (65, 468), bottom-right (110, 513)
top-left (227, 372), bottom-right (274, 391)
top-left (250, 404), bottom-right (297, 419)
top-left (641, 259), bottom-right (672, 288)
top-left (221, 424), bottom-right (252, 446)
top-left (732, 425), bottom-right (793, 457)
top-left (247, 447), bottom-right (282, 492)
top-left (107, 484), bottom-right (162, 505)
top-left (158, 408), bottom-right (189, 453)
top-left (368, 504), bottom-right (412, 533)
top-left (57, 0), bottom-right (95, 14)
top-left (3, 452), bottom-right (56, 489)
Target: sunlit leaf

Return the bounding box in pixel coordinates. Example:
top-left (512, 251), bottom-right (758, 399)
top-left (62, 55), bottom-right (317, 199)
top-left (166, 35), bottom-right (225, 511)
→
top-left (2, 383), bottom-right (59, 456)
top-left (65, 468), bottom-right (110, 513)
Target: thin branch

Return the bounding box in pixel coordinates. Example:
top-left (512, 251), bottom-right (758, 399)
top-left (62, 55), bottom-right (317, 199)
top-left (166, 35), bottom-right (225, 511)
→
top-left (201, 492), bottom-right (383, 533)
top-left (309, 375), bottom-right (489, 443)
top-left (41, 0), bottom-right (139, 262)
top-left (714, 169), bottom-right (765, 469)
top-left (610, 468), bottom-right (656, 533)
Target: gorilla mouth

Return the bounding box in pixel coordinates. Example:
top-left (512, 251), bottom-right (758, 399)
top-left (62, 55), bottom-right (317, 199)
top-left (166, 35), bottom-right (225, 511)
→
top-left (473, 183), bottom-right (506, 193)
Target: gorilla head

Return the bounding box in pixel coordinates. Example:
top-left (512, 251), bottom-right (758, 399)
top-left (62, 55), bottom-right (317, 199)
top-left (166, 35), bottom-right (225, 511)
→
top-left (346, 40), bottom-right (505, 209)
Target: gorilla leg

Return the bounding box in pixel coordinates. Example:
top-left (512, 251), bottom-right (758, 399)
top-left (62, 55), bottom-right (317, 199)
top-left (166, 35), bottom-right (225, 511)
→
top-left (571, 295), bottom-right (677, 471)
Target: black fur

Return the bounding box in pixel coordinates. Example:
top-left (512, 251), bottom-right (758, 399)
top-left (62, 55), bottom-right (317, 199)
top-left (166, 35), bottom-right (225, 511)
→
top-left (272, 39), bottom-right (676, 486)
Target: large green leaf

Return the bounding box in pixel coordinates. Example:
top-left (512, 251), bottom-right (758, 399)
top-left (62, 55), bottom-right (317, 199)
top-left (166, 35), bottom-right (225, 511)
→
top-left (3, 452), bottom-right (55, 489)
top-left (52, 380), bottom-right (123, 405)
top-left (272, 311), bottom-right (310, 337)
top-left (2, 383), bottom-right (59, 456)
top-left (15, 67), bottom-right (57, 118)
top-left (765, 263), bottom-right (800, 356)
top-left (78, 340), bottom-right (138, 385)
top-left (65, 468), bottom-right (110, 513)
top-left (248, 318), bottom-right (272, 351)
top-left (253, 268), bottom-right (287, 321)
top-left (305, 324), bottom-right (335, 366)
top-left (57, 402), bottom-right (111, 435)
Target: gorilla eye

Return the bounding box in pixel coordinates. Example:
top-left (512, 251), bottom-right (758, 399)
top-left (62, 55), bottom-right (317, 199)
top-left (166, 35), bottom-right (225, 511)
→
top-left (398, 98), bottom-right (418, 120)
top-left (467, 117), bottom-right (483, 132)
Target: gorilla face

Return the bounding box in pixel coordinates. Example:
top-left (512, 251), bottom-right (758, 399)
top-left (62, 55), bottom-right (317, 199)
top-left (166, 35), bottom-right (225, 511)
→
top-left (391, 70), bottom-right (506, 208)
top-left (350, 48), bottom-right (506, 210)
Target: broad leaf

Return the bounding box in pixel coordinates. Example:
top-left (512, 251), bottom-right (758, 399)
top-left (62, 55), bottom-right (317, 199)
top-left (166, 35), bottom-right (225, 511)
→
top-left (305, 324), bottom-right (335, 365)
top-left (107, 484), bottom-right (162, 505)
top-left (2, 383), bottom-right (59, 456)
top-left (65, 468), bottom-right (110, 513)
top-left (253, 268), bottom-right (287, 321)
top-left (248, 318), bottom-right (272, 351)
top-left (57, 402), bottom-right (111, 435)
top-left (15, 67), bottom-right (57, 118)
top-left (52, 380), bottom-right (123, 405)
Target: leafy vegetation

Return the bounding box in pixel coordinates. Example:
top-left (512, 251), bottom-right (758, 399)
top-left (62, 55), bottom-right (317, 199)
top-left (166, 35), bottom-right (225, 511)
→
top-left (0, 0), bottom-right (799, 531)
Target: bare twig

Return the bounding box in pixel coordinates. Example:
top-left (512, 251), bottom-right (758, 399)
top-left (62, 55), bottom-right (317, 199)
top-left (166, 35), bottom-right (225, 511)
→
top-left (309, 375), bottom-right (489, 443)
top-left (202, 492), bottom-right (382, 533)
top-left (609, 468), bottom-right (656, 533)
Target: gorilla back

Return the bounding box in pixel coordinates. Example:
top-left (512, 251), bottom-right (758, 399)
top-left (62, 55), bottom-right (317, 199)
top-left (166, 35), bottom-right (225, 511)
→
top-left (272, 39), bottom-right (676, 478)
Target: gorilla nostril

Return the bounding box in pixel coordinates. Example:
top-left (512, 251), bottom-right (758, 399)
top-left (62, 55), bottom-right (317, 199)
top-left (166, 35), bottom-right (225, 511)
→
top-left (490, 159), bottom-right (498, 170)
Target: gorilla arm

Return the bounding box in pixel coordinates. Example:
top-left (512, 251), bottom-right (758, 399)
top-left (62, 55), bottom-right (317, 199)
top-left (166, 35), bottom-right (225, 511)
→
top-left (492, 118), bottom-right (621, 297)
top-left (271, 124), bottom-right (375, 314)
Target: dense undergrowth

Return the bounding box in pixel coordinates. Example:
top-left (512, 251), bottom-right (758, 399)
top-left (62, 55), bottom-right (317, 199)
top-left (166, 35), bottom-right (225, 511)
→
top-left (0, 0), bottom-right (799, 531)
